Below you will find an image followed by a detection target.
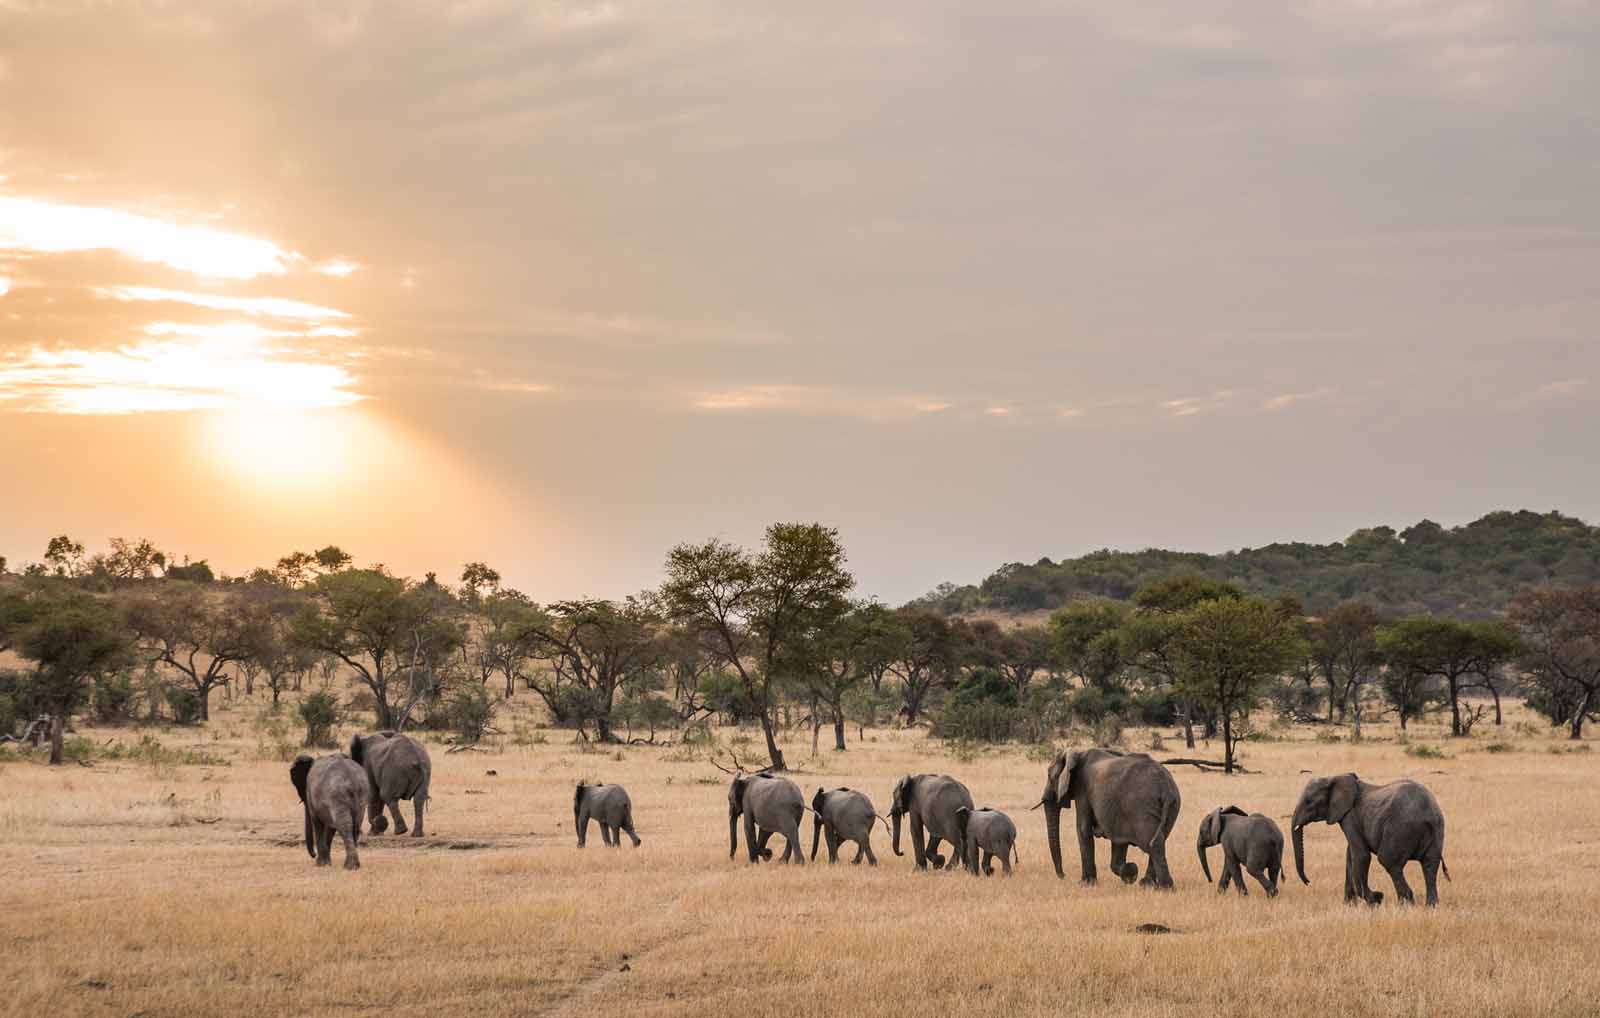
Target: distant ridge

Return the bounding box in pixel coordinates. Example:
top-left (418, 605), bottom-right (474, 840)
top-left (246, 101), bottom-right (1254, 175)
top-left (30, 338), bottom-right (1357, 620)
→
top-left (909, 510), bottom-right (1600, 620)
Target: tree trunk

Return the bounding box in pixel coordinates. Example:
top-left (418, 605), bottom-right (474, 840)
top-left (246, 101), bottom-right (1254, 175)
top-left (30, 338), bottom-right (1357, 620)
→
top-left (1448, 677), bottom-right (1462, 736)
top-left (1182, 702), bottom-right (1196, 750)
top-left (833, 710), bottom-right (846, 752)
top-left (1490, 684), bottom-right (1502, 725)
top-left (1222, 714), bottom-right (1234, 775)
top-left (760, 710), bottom-right (787, 771)
top-left (1571, 689), bottom-right (1593, 740)
top-left (198, 684), bottom-right (211, 722)
top-left (48, 711), bottom-right (65, 765)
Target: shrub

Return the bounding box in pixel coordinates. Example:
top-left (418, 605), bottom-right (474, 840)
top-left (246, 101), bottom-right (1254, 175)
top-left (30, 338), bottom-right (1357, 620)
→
top-left (1131, 687), bottom-right (1181, 726)
top-left (298, 691), bottom-right (341, 747)
top-left (935, 700), bottom-right (1019, 743)
top-left (1091, 713), bottom-right (1125, 748)
top-left (445, 684), bottom-right (496, 742)
top-left (165, 684), bottom-right (202, 725)
top-left (92, 671), bottom-right (139, 724)
top-left (1483, 742), bottom-right (1514, 754)
top-left (1405, 743), bottom-right (1449, 760)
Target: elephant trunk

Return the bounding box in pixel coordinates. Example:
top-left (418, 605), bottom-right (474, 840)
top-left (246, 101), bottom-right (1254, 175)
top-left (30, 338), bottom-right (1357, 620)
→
top-left (1197, 832), bottom-right (1213, 883)
top-left (891, 810), bottom-right (904, 856)
top-left (810, 813), bottom-right (823, 861)
top-left (1292, 823), bottom-right (1310, 885)
top-left (728, 805), bottom-right (740, 859)
top-left (303, 801), bottom-right (315, 860)
top-left (1045, 795), bottom-right (1064, 879)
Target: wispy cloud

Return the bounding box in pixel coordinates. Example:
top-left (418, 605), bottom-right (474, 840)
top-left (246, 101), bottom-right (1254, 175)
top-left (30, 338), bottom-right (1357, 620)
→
top-left (0, 338), bottom-right (363, 414)
top-left (0, 195), bottom-right (294, 280)
top-left (1537, 379), bottom-right (1588, 398)
top-left (98, 285), bottom-right (349, 323)
top-left (315, 258), bottom-right (360, 278)
top-left (692, 385), bottom-right (956, 419)
top-left (1163, 390), bottom-right (1234, 418)
top-left (1262, 387), bottom-right (1333, 411)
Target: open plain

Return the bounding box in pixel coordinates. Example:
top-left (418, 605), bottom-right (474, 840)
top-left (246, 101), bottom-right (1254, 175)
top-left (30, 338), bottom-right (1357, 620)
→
top-left (2, 699), bottom-right (1596, 1018)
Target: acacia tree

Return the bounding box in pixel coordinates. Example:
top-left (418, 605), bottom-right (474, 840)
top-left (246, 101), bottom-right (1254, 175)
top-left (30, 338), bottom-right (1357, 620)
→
top-left (15, 594), bottom-right (131, 763)
top-left (661, 523), bottom-right (853, 772)
top-left (1122, 576), bottom-right (1245, 747)
top-left (1050, 599), bottom-right (1131, 692)
top-left (464, 589), bottom-right (544, 698)
top-left (122, 583), bottom-right (272, 722)
top-left (1307, 602), bottom-right (1383, 733)
top-left (529, 597), bottom-right (663, 742)
top-left (790, 602), bottom-right (901, 752)
top-left (1509, 586), bottom-right (1600, 739)
top-left (1375, 617), bottom-right (1519, 736)
top-left (1171, 596), bottom-right (1306, 774)
top-left (290, 569), bottom-right (464, 729)
top-left (888, 608), bottom-right (958, 726)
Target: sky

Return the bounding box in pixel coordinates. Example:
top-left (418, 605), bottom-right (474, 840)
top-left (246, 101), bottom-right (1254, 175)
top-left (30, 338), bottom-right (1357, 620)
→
top-left (1, 1), bottom-right (1597, 603)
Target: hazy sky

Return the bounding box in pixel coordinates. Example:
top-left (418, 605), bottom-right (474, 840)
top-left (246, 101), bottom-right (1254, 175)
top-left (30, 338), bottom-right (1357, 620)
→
top-left (2, 1), bottom-right (1597, 602)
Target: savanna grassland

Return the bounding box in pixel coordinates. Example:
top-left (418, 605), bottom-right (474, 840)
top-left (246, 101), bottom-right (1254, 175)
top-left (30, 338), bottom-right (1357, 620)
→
top-left (2, 697), bottom-right (1597, 1018)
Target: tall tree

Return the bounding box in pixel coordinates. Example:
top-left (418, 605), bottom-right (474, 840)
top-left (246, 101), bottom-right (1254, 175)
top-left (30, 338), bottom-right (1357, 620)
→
top-left (1375, 617), bottom-right (1519, 736)
top-left (290, 569), bottom-right (464, 728)
top-left (1123, 575), bottom-right (1245, 747)
top-left (1509, 586), bottom-right (1600, 739)
top-left (888, 608), bottom-right (959, 726)
top-left (529, 597), bottom-right (663, 742)
top-left (1170, 596), bottom-right (1306, 774)
top-left (15, 594), bottom-right (131, 763)
top-left (122, 583), bottom-right (272, 721)
top-left (1306, 601), bottom-right (1383, 732)
top-left (1049, 599), bottom-right (1131, 691)
top-left (790, 602), bottom-right (900, 751)
top-left (661, 523), bottom-right (853, 771)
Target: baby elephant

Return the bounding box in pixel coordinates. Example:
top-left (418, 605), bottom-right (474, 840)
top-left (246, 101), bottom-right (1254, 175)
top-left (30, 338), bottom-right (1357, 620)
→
top-left (810, 787), bottom-right (886, 865)
top-left (574, 781), bottom-right (640, 848)
top-left (1197, 806), bottom-right (1284, 897)
top-left (956, 806), bottom-right (1018, 876)
top-left (289, 753), bottom-right (367, 871)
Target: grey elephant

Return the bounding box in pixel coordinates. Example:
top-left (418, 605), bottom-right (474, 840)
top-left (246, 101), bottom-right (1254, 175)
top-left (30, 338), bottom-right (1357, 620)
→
top-left (350, 731), bottom-right (431, 838)
top-left (955, 806), bottom-right (1018, 876)
top-left (1291, 773), bottom-right (1450, 906)
top-left (1197, 806), bottom-right (1284, 897)
top-left (574, 781), bottom-right (640, 848)
top-left (889, 773), bottom-right (974, 871)
top-left (810, 787), bottom-right (886, 865)
top-left (289, 752), bottom-right (366, 870)
top-left (1041, 748), bottom-right (1181, 888)
top-left (728, 771), bottom-right (806, 864)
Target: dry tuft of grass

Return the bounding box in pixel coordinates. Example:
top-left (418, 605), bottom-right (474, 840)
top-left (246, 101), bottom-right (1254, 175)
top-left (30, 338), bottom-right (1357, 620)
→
top-left (1, 698), bottom-right (1597, 1018)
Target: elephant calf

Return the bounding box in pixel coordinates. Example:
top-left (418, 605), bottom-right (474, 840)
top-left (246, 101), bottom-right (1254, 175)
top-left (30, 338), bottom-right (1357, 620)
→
top-left (729, 771), bottom-right (806, 864)
top-left (351, 731), bottom-right (431, 837)
top-left (956, 806), bottom-right (1018, 876)
top-left (290, 753), bottom-right (367, 870)
top-left (574, 781), bottom-right (640, 848)
top-left (810, 787), bottom-right (885, 865)
top-left (1197, 806), bottom-right (1284, 897)
top-left (1291, 773), bottom-right (1450, 906)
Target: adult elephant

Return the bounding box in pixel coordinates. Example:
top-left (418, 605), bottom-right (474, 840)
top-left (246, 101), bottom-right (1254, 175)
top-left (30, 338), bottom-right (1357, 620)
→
top-left (728, 771), bottom-right (806, 864)
top-left (1291, 773), bottom-right (1449, 906)
top-left (1041, 748), bottom-right (1180, 888)
top-left (350, 731), bottom-right (431, 838)
top-left (810, 787), bottom-right (885, 865)
top-left (888, 773), bottom-right (974, 870)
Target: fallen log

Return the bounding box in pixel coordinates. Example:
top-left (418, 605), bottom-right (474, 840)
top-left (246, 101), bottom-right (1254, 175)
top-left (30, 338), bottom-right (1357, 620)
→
top-left (1162, 757), bottom-right (1254, 774)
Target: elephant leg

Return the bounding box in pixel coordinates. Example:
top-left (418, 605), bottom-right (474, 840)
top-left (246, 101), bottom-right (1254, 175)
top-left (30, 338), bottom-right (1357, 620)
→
top-left (1348, 845), bottom-right (1379, 904)
top-left (983, 850), bottom-right (995, 876)
top-left (337, 827), bottom-right (360, 871)
top-left (787, 822), bottom-right (806, 866)
top-left (1076, 823), bottom-right (1098, 885)
top-left (826, 830), bottom-right (840, 864)
top-left (926, 834), bottom-right (946, 870)
top-left (1228, 857), bottom-right (1248, 896)
top-left (411, 796), bottom-right (425, 838)
top-left (1109, 842), bottom-right (1137, 884)
top-left (1421, 857), bottom-right (1441, 907)
top-left (910, 816), bottom-right (929, 870)
top-left (1343, 843), bottom-right (1358, 902)
top-left (1149, 841), bottom-right (1175, 889)
top-left (623, 817), bottom-right (641, 847)
top-left (1381, 858), bottom-right (1416, 905)
top-left (315, 820), bottom-right (333, 866)
top-left (850, 840), bottom-right (865, 865)
top-left (863, 839), bottom-right (878, 866)
top-left (1000, 845), bottom-right (1012, 876)
top-left (755, 828), bottom-right (775, 860)
top-left (1249, 863), bottom-right (1277, 897)
top-left (576, 812), bottom-right (589, 848)
top-left (387, 798), bottom-right (407, 836)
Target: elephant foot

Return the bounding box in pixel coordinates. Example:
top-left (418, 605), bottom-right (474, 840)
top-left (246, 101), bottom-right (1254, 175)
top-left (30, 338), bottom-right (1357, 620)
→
top-left (1080, 876), bottom-right (1097, 886)
top-left (370, 817), bottom-right (389, 835)
top-left (1266, 887), bottom-right (1279, 898)
top-left (315, 857), bottom-right (331, 868)
top-left (409, 829), bottom-right (423, 839)
top-left (928, 854), bottom-right (946, 869)
top-left (1367, 892), bottom-right (1384, 906)
top-left (344, 858), bottom-right (361, 871)
top-left (393, 822), bottom-right (408, 835)
top-left (1119, 863), bottom-right (1139, 883)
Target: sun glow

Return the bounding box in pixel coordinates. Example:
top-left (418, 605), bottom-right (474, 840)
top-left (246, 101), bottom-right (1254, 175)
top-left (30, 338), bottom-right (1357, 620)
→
top-left (0, 195), bottom-right (294, 279)
top-left (99, 285), bottom-right (350, 323)
top-left (0, 336), bottom-right (363, 414)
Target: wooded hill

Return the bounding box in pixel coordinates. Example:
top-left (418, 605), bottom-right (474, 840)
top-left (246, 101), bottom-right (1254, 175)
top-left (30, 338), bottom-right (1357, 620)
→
top-left (912, 511), bottom-right (1600, 619)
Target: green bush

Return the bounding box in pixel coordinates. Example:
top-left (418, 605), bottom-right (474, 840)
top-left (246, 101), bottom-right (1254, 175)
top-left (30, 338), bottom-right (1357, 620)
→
top-left (1405, 743), bottom-right (1449, 760)
top-left (298, 691), bottom-right (341, 747)
top-left (92, 671), bottom-right (138, 725)
top-left (935, 700), bottom-right (1020, 743)
top-left (165, 684), bottom-right (202, 725)
top-left (445, 684), bottom-right (496, 742)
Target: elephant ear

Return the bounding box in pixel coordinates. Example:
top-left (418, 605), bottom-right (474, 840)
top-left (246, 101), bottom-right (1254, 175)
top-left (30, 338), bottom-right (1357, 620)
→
top-left (348, 734), bottom-right (366, 766)
top-left (1053, 751), bottom-right (1083, 805)
top-left (289, 755), bottom-right (313, 803)
top-left (1327, 774), bottom-right (1360, 824)
top-left (1220, 805), bottom-right (1247, 817)
top-left (729, 774), bottom-right (748, 814)
top-left (812, 787), bottom-right (828, 813)
top-left (956, 806), bottom-right (971, 841)
top-left (891, 775), bottom-right (912, 813)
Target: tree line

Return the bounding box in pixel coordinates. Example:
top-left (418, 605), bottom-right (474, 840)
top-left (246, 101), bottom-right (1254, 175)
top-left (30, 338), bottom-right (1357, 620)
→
top-left (2, 524), bottom-right (1598, 770)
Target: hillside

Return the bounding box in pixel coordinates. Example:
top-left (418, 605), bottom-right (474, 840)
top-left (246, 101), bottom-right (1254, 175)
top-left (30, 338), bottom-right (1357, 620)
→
top-left (911, 510), bottom-right (1600, 619)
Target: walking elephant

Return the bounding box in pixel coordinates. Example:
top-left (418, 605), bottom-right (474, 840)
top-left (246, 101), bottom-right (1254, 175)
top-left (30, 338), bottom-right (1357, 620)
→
top-left (889, 773), bottom-right (974, 871)
top-left (1197, 806), bottom-right (1284, 897)
top-left (728, 771), bottom-right (806, 864)
top-left (574, 781), bottom-right (640, 848)
top-left (1291, 773), bottom-right (1449, 906)
top-left (1041, 748), bottom-right (1180, 888)
top-left (956, 806), bottom-right (1018, 876)
top-left (289, 752), bottom-right (366, 870)
top-left (810, 787), bottom-right (885, 865)
top-left (350, 731), bottom-right (431, 838)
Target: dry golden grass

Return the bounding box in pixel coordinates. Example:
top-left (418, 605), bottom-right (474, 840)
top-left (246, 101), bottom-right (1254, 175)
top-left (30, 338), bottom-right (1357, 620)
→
top-left (2, 697), bottom-right (1597, 1018)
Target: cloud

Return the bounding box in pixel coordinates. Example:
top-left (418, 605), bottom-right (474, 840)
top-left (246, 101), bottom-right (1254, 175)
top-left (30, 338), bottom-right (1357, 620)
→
top-left (691, 385), bottom-right (955, 419)
top-left (0, 195), bottom-right (294, 280)
top-left (1537, 379), bottom-right (1588, 398)
top-left (1262, 387), bottom-right (1333, 411)
top-left (315, 258), bottom-right (360, 278)
top-left (1162, 390), bottom-right (1235, 418)
top-left (97, 286), bottom-right (350, 323)
top-left (0, 337), bottom-right (363, 414)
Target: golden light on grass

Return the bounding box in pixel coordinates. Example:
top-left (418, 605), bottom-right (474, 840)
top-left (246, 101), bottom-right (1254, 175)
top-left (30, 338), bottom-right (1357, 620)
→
top-left (0, 195), bottom-right (294, 280)
top-left (0, 700), bottom-right (1594, 1018)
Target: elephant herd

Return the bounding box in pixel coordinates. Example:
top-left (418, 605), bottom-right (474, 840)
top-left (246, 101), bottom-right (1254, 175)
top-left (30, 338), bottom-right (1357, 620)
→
top-left (289, 742), bottom-right (1451, 905)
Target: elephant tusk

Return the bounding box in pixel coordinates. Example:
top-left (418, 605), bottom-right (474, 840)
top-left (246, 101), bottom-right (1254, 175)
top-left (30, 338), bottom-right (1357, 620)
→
top-left (1029, 798), bottom-right (1045, 811)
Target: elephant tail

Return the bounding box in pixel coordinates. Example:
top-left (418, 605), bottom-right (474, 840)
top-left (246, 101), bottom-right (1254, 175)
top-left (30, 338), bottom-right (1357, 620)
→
top-left (875, 813), bottom-right (892, 832)
top-left (1441, 858), bottom-right (1451, 882)
top-left (1149, 788), bottom-right (1180, 853)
